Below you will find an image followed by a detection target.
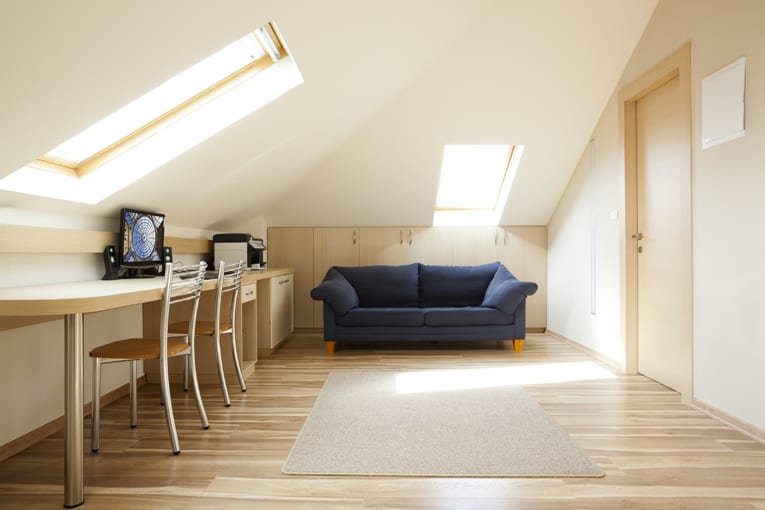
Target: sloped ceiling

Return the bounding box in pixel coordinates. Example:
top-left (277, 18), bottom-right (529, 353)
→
top-left (0, 0), bottom-right (657, 231)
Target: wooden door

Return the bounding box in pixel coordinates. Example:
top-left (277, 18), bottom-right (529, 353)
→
top-left (267, 227), bottom-right (314, 328)
top-left (313, 228), bottom-right (360, 326)
top-left (635, 75), bottom-right (692, 393)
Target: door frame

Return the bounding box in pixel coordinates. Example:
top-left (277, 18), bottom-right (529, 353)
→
top-left (618, 42), bottom-right (693, 399)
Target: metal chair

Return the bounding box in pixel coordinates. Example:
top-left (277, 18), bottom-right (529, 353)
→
top-left (169, 260), bottom-right (246, 407)
top-left (89, 261), bottom-right (209, 454)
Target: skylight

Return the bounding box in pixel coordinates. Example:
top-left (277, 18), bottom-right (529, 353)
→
top-left (0, 22), bottom-right (302, 204)
top-left (433, 144), bottom-right (524, 226)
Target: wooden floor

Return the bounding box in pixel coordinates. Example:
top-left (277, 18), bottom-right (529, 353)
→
top-left (1, 332), bottom-right (764, 509)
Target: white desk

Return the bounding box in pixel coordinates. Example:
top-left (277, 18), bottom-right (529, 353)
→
top-left (0, 278), bottom-right (166, 507)
top-left (0, 268), bottom-right (292, 508)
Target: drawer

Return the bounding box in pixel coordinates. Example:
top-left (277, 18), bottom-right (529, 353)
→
top-left (241, 283), bottom-right (257, 303)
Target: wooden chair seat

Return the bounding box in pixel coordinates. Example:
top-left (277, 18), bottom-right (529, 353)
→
top-left (89, 338), bottom-right (191, 360)
top-left (168, 321), bottom-right (233, 336)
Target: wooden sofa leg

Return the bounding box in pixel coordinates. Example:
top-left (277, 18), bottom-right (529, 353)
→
top-left (513, 339), bottom-right (523, 352)
top-left (325, 341), bottom-right (336, 355)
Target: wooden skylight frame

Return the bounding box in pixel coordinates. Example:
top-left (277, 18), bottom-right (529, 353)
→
top-left (30, 23), bottom-right (288, 179)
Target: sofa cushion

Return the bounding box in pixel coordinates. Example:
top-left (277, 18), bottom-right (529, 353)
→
top-left (310, 268), bottom-right (359, 315)
top-left (483, 264), bottom-right (515, 294)
top-left (336, 307), bottom-right (425, 327)
top-left (424, 307), bottom-right (514, 326)
top-left (481, 279), bottom-right (538, 315)
top-left (419, 262), bottom-right (499, 307)
top-left (335, 264), bottom-right (419, 307)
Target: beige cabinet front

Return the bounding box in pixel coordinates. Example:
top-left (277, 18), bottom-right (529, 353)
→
top-left (270, 275), bottom-right (294, 348)
top-left (313, 228), bottom-right (359, 326)
top-left (267, 227), bottom-right (314, 328)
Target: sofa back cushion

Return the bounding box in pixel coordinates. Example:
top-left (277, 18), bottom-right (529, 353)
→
top-left (335, 263), bottom-right (419, 307)
top-left (419, 262), bottom-right (499, 307)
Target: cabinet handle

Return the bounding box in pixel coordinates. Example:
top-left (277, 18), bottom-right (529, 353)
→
top-left (353, 231), bottom-right (357, 245)
top-left (400, 229), bottom-right (403, 245)
top-left (408, 229), bottom-right (412, 246)
top-left (494, 230), bottom-right (498, 245)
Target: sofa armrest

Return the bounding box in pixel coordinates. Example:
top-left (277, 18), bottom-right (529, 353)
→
top-left (481, 279), bottom-right (538, 315)
top-left (310, 268), bottom-right (359, 315)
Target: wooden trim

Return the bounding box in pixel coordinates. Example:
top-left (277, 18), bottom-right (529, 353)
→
top-left (0, 376), bottom-right (146, 462)
top-left (0, 224), bottom-right (117, 253)
top-left (29, 158), bottom-right (79, 175)
top-left (526, 327), bottom-right (545, 334)
top-left (619, 42), bottom-right (693, 398)
top-left (0, 315), bottom-right (61, 332)
top-left (77, 56), bottom-right (281, 177)
top-left (32, 22), bottom-right (290, 179)
top-left (165, 236), bottom-right (212, 254)
top-left (693, 399), bottom-right (765, 444)
top-left (0, 225), bottom-right (211, 254)
top-left (546, 329), bottom-right (625, 373)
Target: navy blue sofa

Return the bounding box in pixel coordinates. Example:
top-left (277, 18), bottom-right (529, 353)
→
top-left (310, 261), bottom-right (538, 354)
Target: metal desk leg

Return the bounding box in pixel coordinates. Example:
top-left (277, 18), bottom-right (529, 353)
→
top-left (64, 313), bottom-right (84, 507)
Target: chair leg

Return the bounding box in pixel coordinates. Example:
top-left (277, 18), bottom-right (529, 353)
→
top-left (183, 350), bottom-right (189, 392)
top-left (214, 332), bottom-right (231, 407)
top-left (159, 352), bottom-right (181, 454)
top-left (325, 340), bottom-right (336, 355)
top-left (91, 357), bottom-right (101, 452)
top-left (187, 346), bottom-right (209, 430)
top-left (513, 339), bottom-right (524, 352)
top-left (130, 360), bottom-right (138, 428)
top-left (230, 330), bottom-right (247, 392)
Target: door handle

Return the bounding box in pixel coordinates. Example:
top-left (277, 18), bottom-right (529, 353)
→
top-left (631, 232), bottom-right (644, 241)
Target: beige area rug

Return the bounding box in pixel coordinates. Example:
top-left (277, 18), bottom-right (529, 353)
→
top-left (283, 371), bottom-right (603, 477)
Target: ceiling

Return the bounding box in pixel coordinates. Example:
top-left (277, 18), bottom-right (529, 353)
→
top-left (0, 0), bottom-right (657, 231)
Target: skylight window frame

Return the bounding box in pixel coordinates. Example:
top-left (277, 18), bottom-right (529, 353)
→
top-left (433, 144), bottom-right (524, 227)
top-left (30, 22), bottom-right (287, 179)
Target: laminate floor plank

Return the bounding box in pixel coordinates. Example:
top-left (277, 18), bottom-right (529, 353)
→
top-left (0, 332), bottom-right (763, 509)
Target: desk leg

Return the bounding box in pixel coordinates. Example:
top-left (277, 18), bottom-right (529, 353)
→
top-left (64, 313), bottom-right (84, 508)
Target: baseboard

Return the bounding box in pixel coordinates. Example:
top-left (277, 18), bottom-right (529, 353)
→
top-left (293, 327), bottom-right (322, 334)
top-left (526, 327), bottom-right (546, 334)
top-left (692, 399), bottom-right (765, 444)
top-left (546, 329), bottom-right (624, 373)
top-left (0, 375), bottom-right (147, 462)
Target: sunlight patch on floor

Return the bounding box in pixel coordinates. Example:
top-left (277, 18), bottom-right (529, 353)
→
top-left (395, 362), bottom-right (616, 394)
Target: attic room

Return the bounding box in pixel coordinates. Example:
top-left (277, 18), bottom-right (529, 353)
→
top-left (1, 0), bottom-right (764, 508)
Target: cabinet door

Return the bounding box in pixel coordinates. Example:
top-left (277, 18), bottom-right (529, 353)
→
top-left (313, 228), bottom-right (360, 326)
top-left (360, 228), bottom-right (406, 265)
top-left (452, 227), bottom-right (502, 266)
top-left (405, 227), bottom-right (454, 265)
top-left (267, 227), bottom-right (314, 328)
top-left (497, 226), bottom-right (547, 329)
top-left (270, 274), bottom-right (294, 348)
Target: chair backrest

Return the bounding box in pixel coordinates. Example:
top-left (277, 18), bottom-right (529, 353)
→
top-left (215, 260), bottom-right (245, 326)
top-left (159, 261), bottom-right (207, 359)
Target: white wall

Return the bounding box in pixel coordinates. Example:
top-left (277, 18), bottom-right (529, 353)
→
top-left (548, 0), bottom-right (765, 431)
